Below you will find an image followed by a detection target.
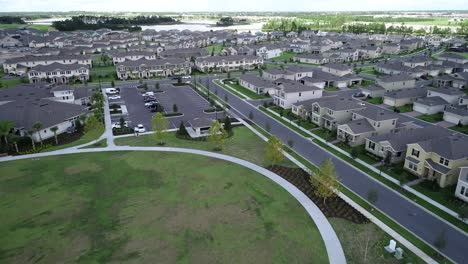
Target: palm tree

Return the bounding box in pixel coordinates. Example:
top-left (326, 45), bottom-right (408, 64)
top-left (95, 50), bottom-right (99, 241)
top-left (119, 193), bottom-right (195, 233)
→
top-left (25, 130), bottom-right (36, 151)
top-left (50, 126), bottom-right (59, 145)
top-left (0, 120), bottom-right (14, 147)
top-left (32, 122), bottom-right (44, 146)
top-left (10, 134), bottom-right (20, 153)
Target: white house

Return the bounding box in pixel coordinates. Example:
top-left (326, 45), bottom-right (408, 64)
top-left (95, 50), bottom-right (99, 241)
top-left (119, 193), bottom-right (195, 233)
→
top-left (274, 82), bottom-right (322, 109)
top-left (28, 63), bottom-right (90, 84)
top-left (455, 167), bottom-right (468, 203)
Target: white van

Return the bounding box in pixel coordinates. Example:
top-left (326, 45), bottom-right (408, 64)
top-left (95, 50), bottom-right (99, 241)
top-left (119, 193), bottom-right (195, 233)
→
top-left (105, 88), bottom-right (118, 94)
top-left (142, 91), bottom-right (154, 97)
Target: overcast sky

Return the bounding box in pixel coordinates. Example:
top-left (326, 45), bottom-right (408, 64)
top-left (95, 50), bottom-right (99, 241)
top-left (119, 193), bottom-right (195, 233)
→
top-left (1, 0), bottom-right (466, 12)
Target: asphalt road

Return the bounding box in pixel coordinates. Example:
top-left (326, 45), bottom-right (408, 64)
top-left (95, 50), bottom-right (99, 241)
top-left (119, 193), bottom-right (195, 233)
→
top-left (204, 75), bottom-right (468, 263)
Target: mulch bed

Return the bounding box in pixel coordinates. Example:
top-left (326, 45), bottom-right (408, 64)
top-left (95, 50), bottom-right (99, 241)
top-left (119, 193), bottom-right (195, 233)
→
top-left (268, 165), bottom-right (369, 224)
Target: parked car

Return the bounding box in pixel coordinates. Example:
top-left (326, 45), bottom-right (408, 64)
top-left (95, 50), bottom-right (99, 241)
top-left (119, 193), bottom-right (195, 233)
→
top-left (112, 121), bottom-right (129, 129)
top-left (182, 75), bottom-right (191, 79)
top-left (144, 97), bottom-right (157, 102)
top-left (353, 92), bottom-right (365, 98)
top-left (108, 95), bottom-right (121, 100)
top-left (145, 101), bottom-right (157, 107)
top-left (134, 124), bottom-right (146, 133)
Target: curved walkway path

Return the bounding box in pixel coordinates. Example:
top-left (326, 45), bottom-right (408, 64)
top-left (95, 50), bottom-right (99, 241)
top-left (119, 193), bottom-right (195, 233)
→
top-left (0, 146), bottom-right (346, 264)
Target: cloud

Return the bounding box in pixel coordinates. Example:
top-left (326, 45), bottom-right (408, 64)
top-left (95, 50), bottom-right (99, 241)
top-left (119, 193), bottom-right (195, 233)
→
top-left (0, 0), bottom-right (466, 12)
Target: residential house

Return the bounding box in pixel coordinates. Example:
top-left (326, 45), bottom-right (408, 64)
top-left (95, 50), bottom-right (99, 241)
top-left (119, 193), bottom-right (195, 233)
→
top-left (294, 54), bottom-right (329, 65)
top-left (443, 106), bottom-right (468, 125)
top-left (365, 126), bottom-right (449, 163)
top-left (116, 58), bottom-right (191, 79)
top-left (109, 51), bottom-right (156, 65)
top-left (274, 81), bottom-right (323, 109)
top-left (437, 53), bottom-right (468, 64)
top-left (194, 55), bottom-right (263, 73)
top-left (321, 63), bottom-right (353, 77)
top-left (383, 87), bottom-right (428, 107)
top-left (427, 86), bottom-right (465, 105)
top-left (28, 63), bottom-right (89, 84)
top-left (404, 135), bottom-right (468, 188)
top-left (337, 108), bottom-right (401, 146)
top-left (413, 97), bottom-right (450, 115)
top-left (3, 55), bottom-right (92, 74)
top-left (239, 75), bottom-right (276, 95)
top-left (377, 74), bottom-right (416, 91)
top-left (306, 97), bottom-right (366, 130)
top-left (455, 167), bottom-right (468, 203)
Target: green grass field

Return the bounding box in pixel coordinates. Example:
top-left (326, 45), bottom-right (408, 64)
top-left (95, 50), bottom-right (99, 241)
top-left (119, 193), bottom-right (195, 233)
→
top-left (0, 151), bottom-right (328, 263)
top-left (0, 78), bottom-right (27, 89)
top-left (416, 113), bottom-right (444, 123)
top-left (115, 126), bottom-right (295, 168)
top-left (223, 79), bottom-right (270, 100)
top-left (39, 126), bottom-right (105, 153)
top-left (390, 104), bottom-right (413, 113)
top-left (270, 52), bottom-right (297, 62)
top-left (0, 24), bottom-right (52, 31)
top-left (206, 43), bottom-right (224, 55)
top-left (450, 125), bottom-right (468, 135)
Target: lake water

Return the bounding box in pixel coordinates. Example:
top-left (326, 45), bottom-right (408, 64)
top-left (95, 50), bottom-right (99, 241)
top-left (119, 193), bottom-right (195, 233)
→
top-left (27, 18), bottom-right (265, 32)
top-left (141, 20), bottom-right (265, 32)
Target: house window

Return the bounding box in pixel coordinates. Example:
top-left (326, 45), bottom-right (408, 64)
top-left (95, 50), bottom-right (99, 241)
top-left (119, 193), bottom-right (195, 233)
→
top-left (411, 149), bottom-right (420, 158)
top-left (408, 162), bottom-right (417, 171)
top-left (392, 120), bottom-right (396, 125)
top-left (461, 186), bottom-right (466, 195)
top-left (299, 93), bottom-right (302, 97)
top-left (439, 157), bottom-right (449, 167)
top-left (368, 141), bottom-right (375, 150)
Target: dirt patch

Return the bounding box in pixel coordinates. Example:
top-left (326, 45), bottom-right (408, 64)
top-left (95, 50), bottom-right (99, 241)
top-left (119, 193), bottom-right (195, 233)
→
top-left (268, 165), bottom-right (368, 224)
top-left (64, 163), bottom-right (103, 175)
top-left (166, 203), bottom-right (258, 234)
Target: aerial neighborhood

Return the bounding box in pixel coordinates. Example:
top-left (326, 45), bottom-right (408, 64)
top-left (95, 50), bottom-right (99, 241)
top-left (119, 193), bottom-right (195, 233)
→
top-left (0, 10), bottom-right (468, 264)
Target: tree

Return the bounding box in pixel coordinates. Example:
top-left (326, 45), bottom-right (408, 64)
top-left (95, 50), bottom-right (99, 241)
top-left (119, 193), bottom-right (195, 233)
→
top-left (383, 151), bottom-right (392, 168)
top-left (265, 136), bottom-right (284, 166)
top-left (351, 147), bottom-right (359, 159)
top-left (177, 121), bottom-right (188, 137)
top-left (32, 122), bottom-right (44, 146)
top-left (152, 112), bottom-right (169, 145)
top-left (310, 159), bottom-right (340, 205)
top-left (0, 120), bottom-right (14, 146)
top-left (111, 80), bottom-right (115, 87)
top-left (208, 120), bottom-right (228, 151)
top-left (9, 134), bottom-right (20, 153)
top-left (172, 104), bottom-right (178, 113)
top-left (84, 115), bottom-right (100, 134)
top-left (50, 126), bottom-right (59, 145)
top-left (156, 82), bottom-right (160, 90)
top-left (25, 129), bottom-right (36, 151)
top-left (227, 71), bottom-right (231, 79)
top-left (223, 116), bottom-right (232, 133)
top-left (177, 76), bottom-right (182, 84)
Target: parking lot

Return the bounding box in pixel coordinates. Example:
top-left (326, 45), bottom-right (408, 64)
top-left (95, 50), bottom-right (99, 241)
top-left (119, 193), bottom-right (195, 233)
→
top-left (109, 84), bottom-right (223, 132)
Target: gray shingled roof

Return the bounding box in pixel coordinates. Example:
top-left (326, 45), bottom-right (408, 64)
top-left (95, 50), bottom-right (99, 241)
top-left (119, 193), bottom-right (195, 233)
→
top-left (352, 107), bottom-right (400, 121)
top-left (30, 62), bottom-right (89, 72)
top-left (279, 82), bottom-right (320, 93)
top-left (0, 99), bottom-right (87, 130)
top-left (384, 87), bottom-right (428, 99)
top-left (239, 75), bottom-right (275, 88)
top-left (117, 58), bottom-right (186, 67)
top-left (428, 86), bottom-right (465, 96)
top-left (414, 96), bottom-right (449, 107)
top-left (418, 135), bottom-right (468, 160)
top-left (445, 106), bottom-right (468, 116)
top-left (368, 126), bottom-right (451, 152)
top-left (378, 73), bottom-right (414, 83)
top-left (345, 118), bottom-right (375, 134)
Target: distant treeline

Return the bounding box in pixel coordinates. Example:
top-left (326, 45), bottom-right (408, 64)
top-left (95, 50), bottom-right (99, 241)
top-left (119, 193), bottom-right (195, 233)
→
top-left (0, 16), bottom-right (26, 24)
top-left (52, 15), bottom-right (178, 31)
top-left (263, 18), bottom-right (468, 36)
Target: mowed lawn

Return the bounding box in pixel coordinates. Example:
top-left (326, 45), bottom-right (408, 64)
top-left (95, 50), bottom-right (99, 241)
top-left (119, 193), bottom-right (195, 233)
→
top-left (0, 151), bottom-right (328, 263)
top-left (115, 126), bottom-right (296, 168)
